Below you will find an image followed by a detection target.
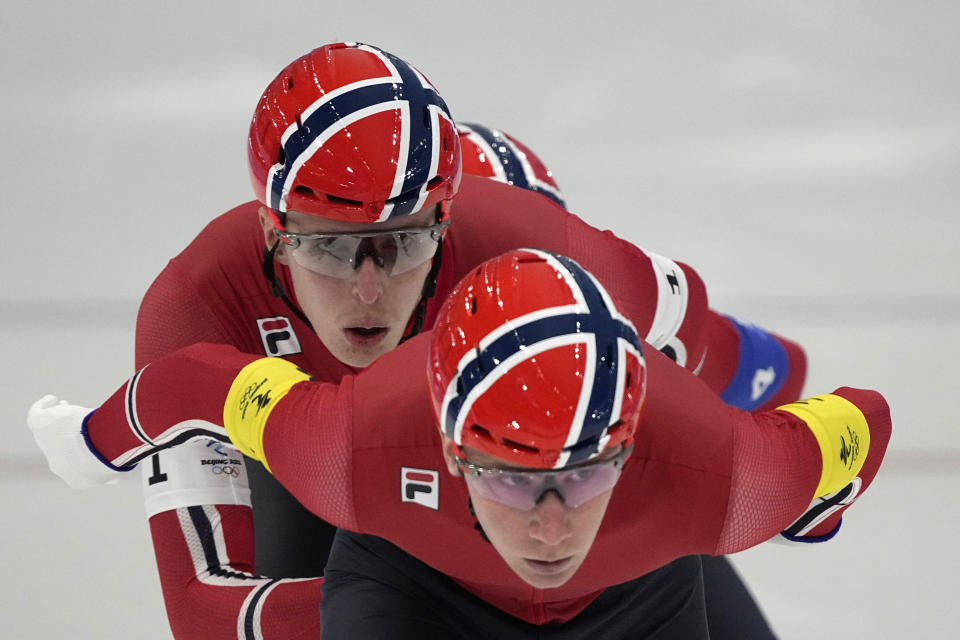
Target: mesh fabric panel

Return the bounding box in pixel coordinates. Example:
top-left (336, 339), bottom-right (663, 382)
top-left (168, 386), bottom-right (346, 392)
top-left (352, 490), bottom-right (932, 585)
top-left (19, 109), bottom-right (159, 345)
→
top-left (717, 411), bottom-right (821, 554)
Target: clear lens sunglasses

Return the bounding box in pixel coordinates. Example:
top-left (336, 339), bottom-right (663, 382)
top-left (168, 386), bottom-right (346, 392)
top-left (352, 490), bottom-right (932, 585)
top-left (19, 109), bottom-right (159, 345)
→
top-left (271, 215), bottom-right (449, 279)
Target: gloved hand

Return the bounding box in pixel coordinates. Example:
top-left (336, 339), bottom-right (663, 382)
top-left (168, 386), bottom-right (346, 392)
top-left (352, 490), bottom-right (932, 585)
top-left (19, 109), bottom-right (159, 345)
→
top-left (771, 478), bottom-right (861, 545)
top-left (770, 386), bottom-right (890, 546)
top-left (27, 395), bottom-right (123, 489)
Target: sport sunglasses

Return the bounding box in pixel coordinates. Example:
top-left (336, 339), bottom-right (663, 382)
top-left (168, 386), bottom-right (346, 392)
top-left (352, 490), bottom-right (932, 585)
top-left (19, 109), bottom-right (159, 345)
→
top-left (270, 212), bottom-right (449, 279)
top-left (456, 444), bottom-right (633, 511)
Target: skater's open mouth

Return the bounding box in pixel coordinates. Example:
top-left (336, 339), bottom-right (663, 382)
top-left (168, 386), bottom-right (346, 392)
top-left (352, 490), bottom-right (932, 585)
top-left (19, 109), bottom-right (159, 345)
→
top-left (347, 327), bottom-right (386, 336)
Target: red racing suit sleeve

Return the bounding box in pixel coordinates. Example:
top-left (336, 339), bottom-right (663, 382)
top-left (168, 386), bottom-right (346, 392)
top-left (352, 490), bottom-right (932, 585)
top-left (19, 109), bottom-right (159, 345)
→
top-left (718, 386), bottom-right (890, 551)
top-left (448, 177), bottom-right (805, 403)
top-left (133, 265), bottom-right (325, 639)
top-left (147, 505), bottom-right (323, 640)
top-left (448, 177), bottom-right (710, 375)
top-left (80, 337), bottom-right (891, 562)
top-left (81, 341), bottom-right (357, 527)
top-left (622, 342), bottom-right (890, 555)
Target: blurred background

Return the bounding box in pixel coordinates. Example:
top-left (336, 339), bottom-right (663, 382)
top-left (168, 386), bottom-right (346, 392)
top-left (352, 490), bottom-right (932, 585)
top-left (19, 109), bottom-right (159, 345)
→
top-left (2, 1), bottom-right (957, 637)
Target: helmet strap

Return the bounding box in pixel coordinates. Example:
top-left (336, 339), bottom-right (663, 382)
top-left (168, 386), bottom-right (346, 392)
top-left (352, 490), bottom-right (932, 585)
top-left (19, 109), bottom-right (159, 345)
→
top-left (400, 206), bottom-right (446, 343)
top-left (261, 240), bottom-right (314, 330)
top-left (467, 497), bottom-right (492, 545)
top-left (400, 232), bottom-right (443, 343)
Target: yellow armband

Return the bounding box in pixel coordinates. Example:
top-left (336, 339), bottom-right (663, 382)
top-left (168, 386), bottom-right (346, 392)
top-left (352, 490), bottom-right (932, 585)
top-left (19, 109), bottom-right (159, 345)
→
top-left (223, 358), bottom-right (312, 472)
top-left (777, 393), bottom-right (870, 498)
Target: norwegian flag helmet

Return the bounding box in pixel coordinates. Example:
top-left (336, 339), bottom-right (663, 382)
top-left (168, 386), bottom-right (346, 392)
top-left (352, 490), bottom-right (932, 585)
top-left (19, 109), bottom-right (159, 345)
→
top-left (248, 43), bottom-right (462, 223)
top-left (457, 123), bottom-right (566, 208)
top-left (428, 249), bottom-right (646, 469)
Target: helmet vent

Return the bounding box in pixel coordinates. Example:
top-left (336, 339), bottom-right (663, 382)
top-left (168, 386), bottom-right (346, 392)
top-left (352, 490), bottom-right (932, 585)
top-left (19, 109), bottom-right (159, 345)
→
top-left (516, 255), bottom-right (547, 264)
top-left (468, 424), bottom-right (494, 442)
top-left (294, 185), bottom-right (317, 199)
top-left (286, 78), bottom-right (294, 91)
top-left (470, 297), bottom-right (477, 314)
top-left (625, 372), bottom-right (632, 389)
top-left (426, 176), bottom-right (443, 191)
top-left (325, 193), bottom-right (363, 208)
top-left (500, 437), bottom-right (538, 454)
top-left (277, 146), bottom-right (286, 166)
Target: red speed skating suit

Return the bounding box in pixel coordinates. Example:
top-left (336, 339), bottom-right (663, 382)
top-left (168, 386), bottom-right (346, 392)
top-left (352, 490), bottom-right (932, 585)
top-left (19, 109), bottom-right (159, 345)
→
top-left (85, 337), bottom-right (888, 625)
top-left (133, 175), bottom-right (806, 637)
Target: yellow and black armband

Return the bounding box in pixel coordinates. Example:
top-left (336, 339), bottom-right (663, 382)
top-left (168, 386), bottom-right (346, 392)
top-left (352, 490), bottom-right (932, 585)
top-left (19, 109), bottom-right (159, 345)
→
top-left (223, 358), bottom-right (313, 471)
top-left (778, 393), bottom-right (870, 498)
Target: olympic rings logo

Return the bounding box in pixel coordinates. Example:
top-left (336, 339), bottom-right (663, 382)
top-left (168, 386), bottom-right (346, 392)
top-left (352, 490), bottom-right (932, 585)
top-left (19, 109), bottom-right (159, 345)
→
top-left (212, 465), bottom-right (240, 478)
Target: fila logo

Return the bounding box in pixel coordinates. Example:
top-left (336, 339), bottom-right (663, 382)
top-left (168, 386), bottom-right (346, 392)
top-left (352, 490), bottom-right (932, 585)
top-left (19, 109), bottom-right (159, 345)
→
top-left (257, 316), bottom-right (302, 357)
top-left (401, 467), bottom-right (439, 510)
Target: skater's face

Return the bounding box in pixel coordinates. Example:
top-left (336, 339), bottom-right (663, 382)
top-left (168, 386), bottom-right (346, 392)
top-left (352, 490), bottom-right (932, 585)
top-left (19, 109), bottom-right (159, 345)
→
top-left (259, 206), bottom-right (440, 368)
top-left (443, 437), bottom-right (618, 589)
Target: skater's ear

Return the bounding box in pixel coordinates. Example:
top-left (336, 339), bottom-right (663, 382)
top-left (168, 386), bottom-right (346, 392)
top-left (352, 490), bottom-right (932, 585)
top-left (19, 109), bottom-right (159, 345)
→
top-left (258, 206), bottom-right (290, 265)
top-left (440, 435), bottom-right (463, 477)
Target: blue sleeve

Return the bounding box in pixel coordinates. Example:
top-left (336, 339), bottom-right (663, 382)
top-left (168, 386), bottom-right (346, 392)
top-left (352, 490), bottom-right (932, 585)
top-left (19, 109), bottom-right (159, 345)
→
top-left (719, 316), bottom-right (789, 410)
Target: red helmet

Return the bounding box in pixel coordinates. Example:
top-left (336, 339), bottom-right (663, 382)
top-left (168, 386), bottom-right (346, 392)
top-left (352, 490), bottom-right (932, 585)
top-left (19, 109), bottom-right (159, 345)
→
top-left (249, 43), bottom-right (462, 223)
top-left (428, 249), bottom-right (646, 469)
top-left (457, 122), bottom-right (566, 208)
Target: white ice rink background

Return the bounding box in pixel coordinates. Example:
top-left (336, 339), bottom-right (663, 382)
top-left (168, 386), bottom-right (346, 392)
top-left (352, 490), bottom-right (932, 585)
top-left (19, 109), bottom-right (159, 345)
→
top-left (2, 2), bottom-right (958, 638)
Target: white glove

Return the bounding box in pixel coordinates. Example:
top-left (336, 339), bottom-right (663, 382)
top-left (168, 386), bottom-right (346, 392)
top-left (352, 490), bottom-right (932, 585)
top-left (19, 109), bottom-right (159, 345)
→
top-left (27, 394), bottom-right (123, 489)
